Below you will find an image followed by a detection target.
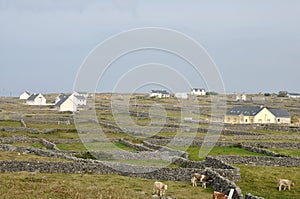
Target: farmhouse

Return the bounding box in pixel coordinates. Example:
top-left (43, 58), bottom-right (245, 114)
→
top-left (175, 92), bottom-right (188, 99)
top-left (191, 88), bottom-right (206, 96)
top-left (19, 91), bottom-right (31, 100)
top-left (287, 93), bottom-right (300, 98)
top-left (54, 95), bottom-right (77, 112)
top-left (150, 90), bottom-right (170, 98)
top-left (56, 92), bottom-right (87, 106)
top-left (224, 106), bottom-right (291, 124)
top-left (26, 93), bottom-right (47, 105)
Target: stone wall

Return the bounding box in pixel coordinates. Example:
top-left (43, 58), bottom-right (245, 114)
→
top-left (215, 156), bottom-right (300, 167)
top-left (145, 138), bottom-right (300, 150)
top-left (0, 136), bottom-right (59, 151)
top-left (172, 156), bottom-right (241, 182)
top-left (119, 139), bottom-right (152, 151)
top-left (224, 123), bottom-right (300, 133)
top-left (142, 141), bottom-right (189, 158)
top-left (245, 193), bottom-right (264, 199)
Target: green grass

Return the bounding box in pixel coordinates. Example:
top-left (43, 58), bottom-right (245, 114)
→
top-left (0, 120), bottom-right (21, 127)
top-left (237, 165), bottom-right (300, 199)
top-left (171, 146), bottom-right (269, 161)
top-left (56, 142), bottom-right (137, 152)
top-left (11, 142), bottom-right (45, 149)
top-left (0, 173), bottom-right (213, 199)
top-left (26, 123), bottom-right (75, 130)
top-left (0, 151), bottom-right (70, 162)
top-left (0, 130), bottom-right (80, 140)
top-left (267, 148), bottom-right (300, 157)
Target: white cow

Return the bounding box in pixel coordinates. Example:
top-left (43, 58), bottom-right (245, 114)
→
top-left (153, 181), bottom-right (168, 197)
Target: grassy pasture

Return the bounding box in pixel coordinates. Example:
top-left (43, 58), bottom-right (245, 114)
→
top-left (171, 146), bottom-right (269, 161)
top-left (0, 173), bottom-right (213, 199)
top-left (237, 165), bottom-right (300, 199)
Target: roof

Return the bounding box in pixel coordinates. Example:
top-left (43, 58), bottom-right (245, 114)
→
top-left (268, 108), bottom-right (290, 118)
top-left (226, 106), bottom-right (264, 116)
top-left (192, 88), bottom-right (205, 91)
top-left (151, 90), bottom-right (169, 94)
top-left (27, 93), bottom-right (40, 101)
top-left (55, 95), bottom-right (70, 106)
top-left (22, 91), bottom-right (30, 95)
top-left (74, 95), bottom-right (86, 101)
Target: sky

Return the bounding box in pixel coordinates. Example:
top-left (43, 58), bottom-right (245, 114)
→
top-left (0, 0), bottom-right (300, 96)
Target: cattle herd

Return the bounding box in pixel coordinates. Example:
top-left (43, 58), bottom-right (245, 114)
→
top-left (152, 173), bottom-right (296, 198)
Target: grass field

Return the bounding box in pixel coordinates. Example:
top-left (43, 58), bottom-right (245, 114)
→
top-left (0, 173), bottom-right (213, 199)
top-left (237, 165), bottom-right (300, 199)
top-left (171, 146), bottom-right (268, 161)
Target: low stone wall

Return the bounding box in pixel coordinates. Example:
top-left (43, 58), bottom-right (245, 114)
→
top-left (215, 156), bottom-right (300, 167)
top-left (143, 140), bottom-right (188, 158)
top-left (0, 136), bottom-right (59, 151)
top-left (224, 123), bottom-right (300, 133)
top-left (172, 157), bottom-right (241, 182)
top-left (240, 144), bottom-right (281, 157)
top-left (119, 139), bottom-right (153, 151)
top-left (146, 138), bottom-right (300, 150)
top-left (245, 193), bottom-right (264, 199)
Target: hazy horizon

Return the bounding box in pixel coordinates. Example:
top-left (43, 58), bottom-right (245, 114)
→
top-left (1, 1), bottom-right (300, 96)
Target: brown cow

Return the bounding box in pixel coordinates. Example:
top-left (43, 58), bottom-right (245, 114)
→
top-left (212, 189), bottom-right (234, 199)
top-left (191, 173), bottom-right (212, 188)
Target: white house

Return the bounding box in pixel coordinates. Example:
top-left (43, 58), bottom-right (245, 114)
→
top-left (70, 93), bottom-right (87, 106)
top-left (150, 90), bottom-right (170, 98)
top-left (55, 95), bottom-right (77, 112)
top-left (191, 88), bottom-right (206, 96)
top-left (175, 92), bottom-right (188, 99)
top-left (287, 93), bottom-right (300, 98)
top-left (26, 93), bottom-right (47, 105)
top-left (55, 93), bottom-right (87, 106)
top-left (19, 91), bottom-right (31, 100)
top-left (235, 93), bottom-right (247, 101)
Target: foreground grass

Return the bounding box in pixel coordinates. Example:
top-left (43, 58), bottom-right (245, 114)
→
top-left (0, 173), bottom-right (213, 199)
top-left (237, 165), bottom-right (300, 199)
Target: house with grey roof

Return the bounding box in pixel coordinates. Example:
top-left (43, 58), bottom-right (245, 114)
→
top-left (54, 95), bottom-right (77, 112)
top-left (26, 93), bottom-right (46, 105)
top-left (19, 91), bottom-right (31, 100)
top-left (225, 106), bottom-right (290, 124)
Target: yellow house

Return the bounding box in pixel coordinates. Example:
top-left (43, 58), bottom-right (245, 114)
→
top-left (224, 106), bottom-right (290, 124)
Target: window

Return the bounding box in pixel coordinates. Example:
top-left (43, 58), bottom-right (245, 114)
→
top-left (233, 118), bottom-right (237, 122)
top-left (277, 118), bottom-right (280, 122)
top-left (258, 119), bottom-right (262, 123)
top-left (267, 119), bottom-right (271, 123)
top-left (250, 119), bottom-right (254, 123)
top-left (227, 117), bottom-right (231, 122)
top-left (245, 119), bottom-right (248, 122)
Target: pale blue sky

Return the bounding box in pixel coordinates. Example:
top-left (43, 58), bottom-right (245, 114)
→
top-left (1, 0), bottom-right (299, 96)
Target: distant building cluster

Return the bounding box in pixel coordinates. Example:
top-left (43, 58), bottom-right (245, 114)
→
top-left (19, 91), bottom-right (88, 112)
top-left (149, 88), bottom-right (207, 99)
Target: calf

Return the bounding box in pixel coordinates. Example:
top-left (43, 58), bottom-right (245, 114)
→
top-left (191, 173), bottom-right (212, 188)
top-left (278, 179), bottom-right (295, 191)
top-left (212, 189), bottom-right (234, 199)
top-left (153, 181), bottom-right (168, 197)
